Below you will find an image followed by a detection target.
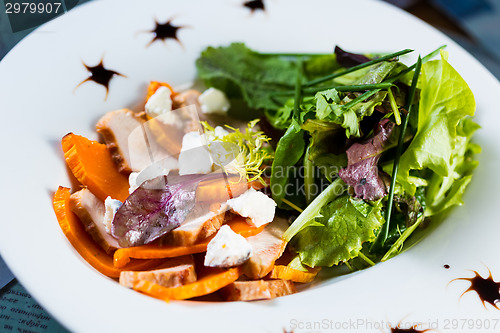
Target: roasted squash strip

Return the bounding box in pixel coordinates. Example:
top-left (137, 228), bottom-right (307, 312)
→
top-left (196, 176), bottom-right (266, 202)
top-left (53, 187), bottom-right (162, 278)
top-left (62, 133), bottom-right (130, 202)
top-left (114, 217), bottom-right (264, 268)
top-left (146, 81), bottom-right (177, 100)
top-left (269, 265), bottom-right (320, 283)
top-left (133, 267), bottom-right (241, 301)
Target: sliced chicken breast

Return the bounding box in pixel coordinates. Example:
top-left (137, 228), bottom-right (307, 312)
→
top-left (96, 109), bottom-right (148, 173)
top-left (160, 203), bottom-right (227, 246)
top-left (222, 279), bottom-right (296, 301)
top-left (119, 255), bottom-right (197, 288)
top-left (69, 188), bottom-right (121, 254)
top-left (242, 217), bottom-right (289, 279)
top-left (97, 109), bottom-right (175, 173)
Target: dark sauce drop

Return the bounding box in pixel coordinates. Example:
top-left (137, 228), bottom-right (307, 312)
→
top-left (453, 269), bottom-right (500, 309)
top-left (148, 20), bottom-right (183, 46)
top-left (391, 327), bottom-right (430, 333)
top-left (444, 264), bottom-right (450, 269)
top-left (243, 0), bottom-right (265, 12)
top-left (75, 59), bottom-right (124, 100)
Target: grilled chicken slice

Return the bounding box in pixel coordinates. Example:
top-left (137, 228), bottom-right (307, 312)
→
top-left (160, 203), bottom-right (227, 246)
top-left (172, 90), bottom-right (207, 133)
top-left (97, 109), bottom-right (176, 173)
top-left (69, 188), bottom-right (121, 254)
top-left (119, 255), bottom-right (196, 288)
top-left (172, 89), bottom-right (202, 110)
top-left (242, 217), bottom-right (289, 279)
top-left (222, 279), bottom-right (296, 301)
top-left (96, 109), bottom-right (147, 173)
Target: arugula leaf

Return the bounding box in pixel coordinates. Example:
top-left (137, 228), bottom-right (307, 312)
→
top-left (313, 88), bottom-right (387, 138)
top-left (196, 43), bottom-right (298, 111)
top-left (294, 195), bottom-right (384, 267)
top-left (265, 96), bottom-right (316, 130)
top-left (315, 89), bottom-right (342, 119)
top-left (270, 120), bottom-right (305, 204)
top-left (394, 51), bottom-right (476, 195)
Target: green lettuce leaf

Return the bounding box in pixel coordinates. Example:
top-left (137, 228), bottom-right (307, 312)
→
top-left (394, 51), bottom-right (476, 195)
top-left (270, 120), bottom-right (305, 204)
top-left (294, 195), bottom-right (384, 267)
top-left (313, 89), bottom-right (387, 138)
top-left (196, 43), bottom-right (298, 111)
top-left (301, 119), bottom-right (347, 181)
top-left (303, 54), bottom-right (340, 78)
top-left (424, 117), bottom-right (480, 216)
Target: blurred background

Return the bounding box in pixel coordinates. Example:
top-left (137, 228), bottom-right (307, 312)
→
top-left (1, 0), bottom-right (500, 78)
top-left (1, 0), bottom-right (499, 331)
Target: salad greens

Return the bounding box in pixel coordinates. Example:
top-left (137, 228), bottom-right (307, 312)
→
top-left (196, 43), bottom-right (480, 269)
top-left (295, 195), bottom-right (384, 267)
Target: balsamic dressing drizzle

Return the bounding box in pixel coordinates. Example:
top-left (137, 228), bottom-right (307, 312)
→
top-left (390, 327), bottom-right (431, 333)
top-left (243, 0), bottom-right (265, 12)
top-left (147, 20), bottom-right (184, 46)
top-left (453, 269), bottom-right (500, 309)
top-left (75, 59), bottom-right (124, 100)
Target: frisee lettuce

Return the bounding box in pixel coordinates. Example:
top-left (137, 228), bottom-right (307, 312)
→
top-left (202, 120), bottom-right (272, 185)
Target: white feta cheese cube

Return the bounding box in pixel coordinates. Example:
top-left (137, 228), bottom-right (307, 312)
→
top-left (178, 131), bottom-right (213, 175)
top-left (128, 157), bottom-right (178, 193)
top-left (198, 88), bottom-right (230, 115)
top-left (227, 188), bottom-right (276, 227)
top-left (128, 172), bottom-right (140, 193)
top-left (204, 225), bottom-right (252, 268)
top-left (103, 197), bottom-right (122, 233)
top-left (180, 131), bottom-right (205, 151)
top-left (145, 86), bottom-right (172, 118)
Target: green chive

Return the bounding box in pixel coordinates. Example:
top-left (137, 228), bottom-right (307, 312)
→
top-left (271, 82), bottom-right (393, 97)
top-left (377, 56), bottom-right (422, 247)
top-left (259, 52), bottom-right (332, 57)
top-left (343, 89), bottom-right (381, 109)
top-left (387, 88), bottom-right (401, 125)
top-left (304, 49), bottom-right (413, 87)
top-left (293, 58), bottom-right (304, 121)
top-left (304, 145), bottom-right (315, 205)
top-left (385, 45), bottom-right (445, 84)
top-left (357, 252), bottom-right (375, 266)
top-left (381, 215), bottom-right (425, 261)
top-left (281, 198), bottom-right (304, 213)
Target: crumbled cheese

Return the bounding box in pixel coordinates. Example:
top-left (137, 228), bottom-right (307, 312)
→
top-left (128, 172), bottom-right (139, 193)
top-left (181, 131), bottom-right (205, 150)
top-left (103, 197), bottom-right (122, 233)
top-left (145, 86), bottom-right (172, 118)
top-left (206, 126), bottom-right (230, 142)
top-left (128, 157), bottom-right (178, 193)
top-left (204, 225), bottom-right (252, 268)
top-left (178, 131), bottom-right (213, 175)
top-left (198, 88), bottom-right (230, 115)
top-left (227, 188), bottom-right (276, 227)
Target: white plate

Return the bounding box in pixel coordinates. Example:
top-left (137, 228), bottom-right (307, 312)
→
top-left (1, 0), bottom-right (500, 332)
